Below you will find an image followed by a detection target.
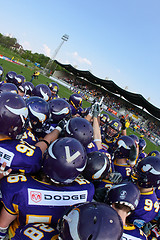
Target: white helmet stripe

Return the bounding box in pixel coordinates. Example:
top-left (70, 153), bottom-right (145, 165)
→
top-left (74, 96), bottom-right (82, 101)
top-left (76, 161), bottom-right (87, 172)
top-left (142, 164), bottom-right (160, 175)
top-left (29, 105), bottom-right (46, 123)
top-left (118, 139), bottom-right (130, 149)
top-left (65, 120), bottom-right (71, 135)
top-left (5, 105), bottom-right (28, 118)
top-left (40, 87), bottom-right (49, 101)
top-left (93, 157), bottom-right (107, 179)
top-left (48, 140), bottom-right (58, 159)
top-left (67, 210), bottom-right (81, 240)
top-left (52, 107), bottom-right (69, 115)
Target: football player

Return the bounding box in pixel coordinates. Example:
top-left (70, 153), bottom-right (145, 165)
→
top-left (0, 137), bottom-right (94, 239)
top-left (129, 156), bottom-right (160, 228)
top-left (58, 202), bottom-right (123, 240)
top-left (68, 93), bottom-right (84, 117)
top-left (105, 181), bottom-right (147, 239)
top-left (0, 92), bottom-right (62, 174)
top-left (32, 84), bottom-right (52, 102)
top-left (48, 82), bottom-right (59, 99)
top-left (113, 135), bottom-right (138, 180)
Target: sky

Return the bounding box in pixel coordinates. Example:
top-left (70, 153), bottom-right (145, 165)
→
top-left (0, 0), bottom-right (160, 108)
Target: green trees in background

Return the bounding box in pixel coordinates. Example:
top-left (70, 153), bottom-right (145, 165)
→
top-left (0, 33), bottom-right (64, 73)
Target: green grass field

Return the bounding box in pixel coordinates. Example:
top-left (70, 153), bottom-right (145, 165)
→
top-left (0, 49), bottom-right (160, 154)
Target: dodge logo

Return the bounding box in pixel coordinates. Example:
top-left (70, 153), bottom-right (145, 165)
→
top-left (30, 191), bottom-right (42, 203)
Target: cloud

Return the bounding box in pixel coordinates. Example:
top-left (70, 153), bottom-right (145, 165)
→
top-left (4, 33), bottom-right (14, 38)
top-left (42, 44), bottom-right (51, 57)
top-left (22, 41), bottom-right (31, 50)
top-left (72, 51), bottom-right (92, 66)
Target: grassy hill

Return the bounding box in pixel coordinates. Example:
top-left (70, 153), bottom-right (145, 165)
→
top-left (0, 47), bottom-right (160, 154)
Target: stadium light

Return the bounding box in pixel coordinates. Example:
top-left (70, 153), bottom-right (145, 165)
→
top-left (44, 34), bottom-right (69, 75)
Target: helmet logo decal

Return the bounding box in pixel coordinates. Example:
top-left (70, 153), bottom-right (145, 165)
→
top-left (117, 140), bottom-right (130, 149)
top-left (65, 146), bottom-right (80, 163)
top-left (8, 74), bottom-right (14, 78)
top-left (5, 105), bottom-right (28, 119)
top-left (52, 107), bottom-right (69, 115)
top-left (120, 190), bottom-right (127, 200)
top-left (114, 122), bottom-right (118, 127)
top-left (29, 105), bottom-right (46, 123)
top-left (40, 87), bottom-right (49, 101)
top-left (93, 157), bottom-right (107, 179)
top-left (142, 164), bottom-right (160, 175)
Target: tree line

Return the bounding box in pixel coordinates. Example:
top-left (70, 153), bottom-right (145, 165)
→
top-left (0, 33), bottom-right (64, 73)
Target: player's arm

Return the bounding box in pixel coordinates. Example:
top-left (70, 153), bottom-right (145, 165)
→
top-left (35, 120), bottom-right (65, 156)
top-left (0, 207), bottom-right (17, 239)
top-left (92, 104), bottom-right (102, 150)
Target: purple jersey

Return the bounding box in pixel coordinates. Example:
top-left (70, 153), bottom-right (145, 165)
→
top-left (123, 223), bottom-right (147, 240)
top-left (99, 148), bottom-right (114, 172)
top-left (0, 138), bottom-right (42, 174)
top-left (86, 141), bottom-right (98, 154)
top-left (114, 160), bottom-right (133, 180)
top-left (128, 189), bottom-right (159, 224)
top-left (1, 173), bottom-right (94, 238)
top-left (138, 152), bottom-right (147, 161)
top-left (12, 223), bottom-right (59, 240)
top-left (21, 129), bottom-right (39, 145)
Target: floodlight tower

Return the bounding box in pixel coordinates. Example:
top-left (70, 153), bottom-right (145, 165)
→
top-left (45, 34), bottom-right (69, 74)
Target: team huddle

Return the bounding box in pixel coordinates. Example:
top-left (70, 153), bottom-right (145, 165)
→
top-left (0, 68), bottom-right (160, 239)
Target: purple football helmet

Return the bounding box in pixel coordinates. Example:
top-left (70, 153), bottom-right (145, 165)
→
top-left (48, 82), bottom-right (59, 94)
top-left (129, 134), bottom-right (139, 145)
top-left (139, 138), bottom-right (146, 151)
top-left (0, 92), bottom-right (28, 139)
top-left (26, 96), bottom-right (50, 134)
top-left (32, 84), bottom-right (51, 101)
top-left (43, 137), bottom-right (87, 184)
top-left (104, 119), bottom-right (122, 140)
top-left (0, 83), bottom-right (18, 94)
top-left (65, 117), bottom-right (93, 147)
top-left (105, 181), bottom-right (140, 211)
top-left (5, 71), bottom-right (17, 84)
top-left (59, 202), bottom-right (123, 240)
top-left (114, 135), bottom-right (137, 165)
top-left (19, 81), bottom-right (34, 97)
top-left (148, 150), bottom-right (160, 157)
top-left (132, 156), bottom-right (160, 188)
top-left (100, 113), bottom-right (110, 125)
top-left (14, 74), bottom-right (26, 87)
top-left (49, 98), bottom-right (71, 123)
top-left (69, 93), bottom-right (82, 109)
top-left (82, 151), bottom-right (111, 181)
